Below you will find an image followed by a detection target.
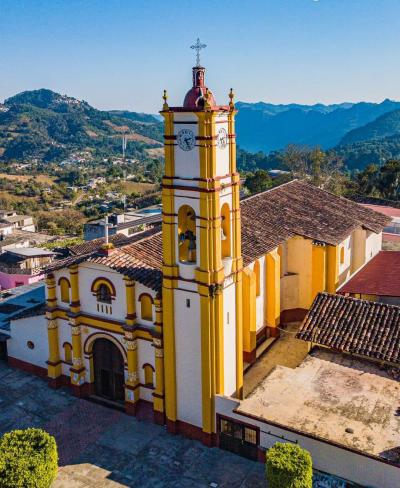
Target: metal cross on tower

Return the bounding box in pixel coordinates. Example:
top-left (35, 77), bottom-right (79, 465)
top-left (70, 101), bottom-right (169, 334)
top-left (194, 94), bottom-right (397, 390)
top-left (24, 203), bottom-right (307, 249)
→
top-left (191, 38), bottom-right (207, 67)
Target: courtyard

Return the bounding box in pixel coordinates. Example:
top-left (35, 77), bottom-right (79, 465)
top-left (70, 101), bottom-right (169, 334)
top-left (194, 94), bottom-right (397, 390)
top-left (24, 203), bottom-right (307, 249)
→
top-left (0, 361), bottom-right (264, 488)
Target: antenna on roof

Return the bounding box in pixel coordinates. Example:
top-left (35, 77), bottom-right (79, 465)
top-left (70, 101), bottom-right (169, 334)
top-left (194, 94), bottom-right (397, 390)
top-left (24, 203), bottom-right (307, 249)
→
top-left (122, 135), bottom-right (127, 159)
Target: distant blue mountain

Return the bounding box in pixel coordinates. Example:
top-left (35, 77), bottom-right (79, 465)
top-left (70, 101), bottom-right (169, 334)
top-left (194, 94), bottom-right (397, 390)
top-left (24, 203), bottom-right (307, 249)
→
top-left (236, 99), bottom-right (400, 153)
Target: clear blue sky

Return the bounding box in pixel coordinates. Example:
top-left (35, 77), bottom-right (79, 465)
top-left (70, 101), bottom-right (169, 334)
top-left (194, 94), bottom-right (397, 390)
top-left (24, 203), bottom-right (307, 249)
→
top-left (1, 0), bottom-right (400, 112)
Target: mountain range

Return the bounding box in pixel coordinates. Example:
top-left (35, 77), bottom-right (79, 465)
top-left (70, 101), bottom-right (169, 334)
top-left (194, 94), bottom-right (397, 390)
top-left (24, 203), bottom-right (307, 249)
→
top-left (2, 89), bottom-right (400, 170)
top-left (0, 89), bottom-right (163, 163)
top-left (235, 99), bottom-right (400, 153)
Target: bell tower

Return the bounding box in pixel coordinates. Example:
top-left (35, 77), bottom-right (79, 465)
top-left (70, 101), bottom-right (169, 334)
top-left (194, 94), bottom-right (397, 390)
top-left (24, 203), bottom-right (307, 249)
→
top-left (161, 41), bottom-right (243, 444)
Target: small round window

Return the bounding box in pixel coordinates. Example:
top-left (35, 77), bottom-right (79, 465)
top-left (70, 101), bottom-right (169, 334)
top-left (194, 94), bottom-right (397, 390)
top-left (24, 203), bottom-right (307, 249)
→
top-left (27, 341), bottom-right (34, 350)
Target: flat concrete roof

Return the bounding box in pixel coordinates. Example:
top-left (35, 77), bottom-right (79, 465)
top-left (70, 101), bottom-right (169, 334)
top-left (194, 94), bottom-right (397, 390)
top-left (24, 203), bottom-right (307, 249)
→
top-left (237, 349), bottom-right (400, 464)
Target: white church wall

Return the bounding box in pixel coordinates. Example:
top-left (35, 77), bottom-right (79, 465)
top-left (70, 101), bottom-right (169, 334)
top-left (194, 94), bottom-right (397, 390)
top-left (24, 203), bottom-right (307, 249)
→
top-left (215, 117), bottom-right (230, 176)
top-left (174, 287), bottom-right (202, 427)
top-left (78, 264), bottom-right (126, 322)
top-left (247, 256), bottom-right (266, 331)
top-left (8, 314), bottom-right (48, 369)
top-left (223, 281), bottom-right (237, 396)
top-left (174, 115), bottom-right (200, 179)
top-left (215, 395), bottom-right (399, 488)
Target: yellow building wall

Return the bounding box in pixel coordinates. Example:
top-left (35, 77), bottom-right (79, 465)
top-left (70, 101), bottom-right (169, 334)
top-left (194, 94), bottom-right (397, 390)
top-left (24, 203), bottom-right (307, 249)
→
top-left (286, 236), bottom-right (313, 309)
top-left (242, 268), bottom-right (256, 357)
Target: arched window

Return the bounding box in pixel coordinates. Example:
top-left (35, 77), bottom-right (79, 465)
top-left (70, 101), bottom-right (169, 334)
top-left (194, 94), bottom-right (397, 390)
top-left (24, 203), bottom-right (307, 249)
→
top-left (63, 342), bottom-right (72, 364)
top-left (178, 205), bottom-right (196, 263)
top-left (143, 364), bottom-right (154, 387)
top-left (340, 247), bottom-right (345, 265)
top-left (140, 294), bottom-right (153, 321)
top-left (59, 277), bottom-right (70, 304)
top-left (221, 203), bottom-right (231, 259)
top-left (97, 284), bottom-right (112, 304)
top-left (254, 260), bottom-right (261, 297)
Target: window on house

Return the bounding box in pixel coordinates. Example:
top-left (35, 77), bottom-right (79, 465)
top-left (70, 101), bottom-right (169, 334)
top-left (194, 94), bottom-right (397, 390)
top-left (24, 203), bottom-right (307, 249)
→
top-left (140, 294), bottom-right (153, 321)
top-left (97, 284), bottom-right (112, 304)
top-left (186, 299), bottom-right (190, 308)
top-left (59, 277), bottom-right (70, 304)
top-left (143, 364), bottom-right (154, 387)
top-left (340, 247), bottom-right (345, 265)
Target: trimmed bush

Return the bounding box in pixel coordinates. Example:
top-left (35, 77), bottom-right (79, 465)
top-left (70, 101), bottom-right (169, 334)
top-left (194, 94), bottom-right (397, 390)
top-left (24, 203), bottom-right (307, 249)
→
top-left (266, 442), bottom-right (312, 488)
top-left (0, 428), bottom-right (58, 488)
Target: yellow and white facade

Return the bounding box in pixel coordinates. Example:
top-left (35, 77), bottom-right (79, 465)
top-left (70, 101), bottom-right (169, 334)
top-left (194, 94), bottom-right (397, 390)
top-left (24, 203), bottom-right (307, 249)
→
top-left (5, 61), bottom-right (388, 448)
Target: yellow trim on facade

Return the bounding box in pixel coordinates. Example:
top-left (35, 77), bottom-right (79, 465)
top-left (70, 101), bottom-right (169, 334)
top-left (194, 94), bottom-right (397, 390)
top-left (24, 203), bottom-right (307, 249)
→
top-left (327, 245), bottom-right (339, 293)
top-left (242, 268), bottom-right (256, 356)
top-left (311, 244), bottom-right (326, 300)
top-left (266, 250), bottom-right (281, 328)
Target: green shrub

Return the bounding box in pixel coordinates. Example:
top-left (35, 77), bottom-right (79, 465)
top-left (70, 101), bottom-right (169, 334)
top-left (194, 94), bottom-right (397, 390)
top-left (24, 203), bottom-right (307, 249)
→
top-left (0, 428), bottom-right (58, 488)
top-left (266, 442), bottom-right (312, 488)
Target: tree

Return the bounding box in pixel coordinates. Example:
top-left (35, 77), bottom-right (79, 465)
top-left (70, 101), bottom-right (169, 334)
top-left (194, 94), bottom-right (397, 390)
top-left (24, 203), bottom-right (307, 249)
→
top-left (266, 442), bottom-right (312, 488)
top-left (379, 159), bottom-right (400, 200)
top-left (244, 169), bottom-right (273, 195)
top-left (0, 428), bottom-right (58, 488)
top-left (280, 145), bottom-right (349, 194)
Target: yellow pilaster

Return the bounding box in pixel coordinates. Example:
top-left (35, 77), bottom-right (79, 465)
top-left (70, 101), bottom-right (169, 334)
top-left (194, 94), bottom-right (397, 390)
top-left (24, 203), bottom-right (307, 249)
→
top-left (69, 265), bottom-right (80, 314)
top-left (235, 270), bottom-right (243, 398)
top-left (70, 321), bottom-right (85, 386)
top-left (327, 245), bottom-right (339, 293)
top-left (46, 317), bottom-right (62, 380)
top-left (162, 285), bottom-right (176, 423)
top-left (153, 297), bottom-right (165, 419)
top-left (125, 336), bottom-right (139, 407)
top-left (124, 277), bottom-right (136, 326)
top-left (242, 268), bottom-right (256, 358)
top-left (266, 250), bottom-right (281, 330)
top-left (200, 291), bottom-right (215, 434)
top-left (312, 243), bottom-right (326, 300)
top-left (45, 274), bottom-right (61, 382)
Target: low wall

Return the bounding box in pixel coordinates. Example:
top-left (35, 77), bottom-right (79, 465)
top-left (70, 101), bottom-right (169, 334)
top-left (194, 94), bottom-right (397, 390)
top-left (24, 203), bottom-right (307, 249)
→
top-left (216, 395), bottom-right (399, 488)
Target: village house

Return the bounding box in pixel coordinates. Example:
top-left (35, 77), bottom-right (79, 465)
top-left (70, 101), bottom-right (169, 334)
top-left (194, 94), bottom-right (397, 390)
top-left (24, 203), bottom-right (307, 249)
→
top-left (0, 248), bottom-right (55, 290)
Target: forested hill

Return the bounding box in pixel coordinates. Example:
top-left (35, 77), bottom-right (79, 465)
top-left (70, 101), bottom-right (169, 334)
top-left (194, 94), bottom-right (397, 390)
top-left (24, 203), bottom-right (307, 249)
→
top-left (340, 109), bottom-right (400, 145)
top-left (236, 99), bottom-right (400, 153)
top-left (0, 89), bottom-right (163, 162)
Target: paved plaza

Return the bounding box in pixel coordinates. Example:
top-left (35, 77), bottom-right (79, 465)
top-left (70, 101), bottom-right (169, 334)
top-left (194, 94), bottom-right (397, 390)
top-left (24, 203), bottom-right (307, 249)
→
top-left (0, 361), bottom-right (264, 487)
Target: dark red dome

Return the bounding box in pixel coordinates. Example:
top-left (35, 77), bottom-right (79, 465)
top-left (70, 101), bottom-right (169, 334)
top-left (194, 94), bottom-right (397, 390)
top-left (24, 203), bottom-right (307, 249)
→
top-left (183, 66), bottom-right (216, 109)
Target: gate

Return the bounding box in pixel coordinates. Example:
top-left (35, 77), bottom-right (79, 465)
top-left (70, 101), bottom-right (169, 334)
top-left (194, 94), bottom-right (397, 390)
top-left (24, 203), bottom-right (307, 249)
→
top-left (218, 416), bottom-right (259, 460)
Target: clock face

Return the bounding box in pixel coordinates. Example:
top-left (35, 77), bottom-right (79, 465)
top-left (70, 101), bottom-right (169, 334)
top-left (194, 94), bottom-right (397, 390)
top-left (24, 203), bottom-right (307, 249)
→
top-left (177, 129), bottom-right (196, 151)
top-left (217, 128), bottom-right (228, 149)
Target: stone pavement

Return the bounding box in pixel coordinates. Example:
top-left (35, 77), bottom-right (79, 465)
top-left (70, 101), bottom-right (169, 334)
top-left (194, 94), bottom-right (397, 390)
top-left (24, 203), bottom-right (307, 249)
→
top-left (0, 361), bottom-right (264, 487)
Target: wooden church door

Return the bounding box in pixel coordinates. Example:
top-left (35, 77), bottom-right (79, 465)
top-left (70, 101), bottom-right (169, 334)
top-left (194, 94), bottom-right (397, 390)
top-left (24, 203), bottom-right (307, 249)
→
top-left (93, 339), bottom-right (125, 403)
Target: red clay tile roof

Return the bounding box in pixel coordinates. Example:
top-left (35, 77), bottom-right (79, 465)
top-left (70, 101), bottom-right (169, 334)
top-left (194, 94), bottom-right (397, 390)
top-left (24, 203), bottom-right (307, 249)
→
top-left (297, 292), bottom-right (400, 365)
top-left (338, 251), bottom-right (400, 297)
top-left (361, 204), bottom-right (400, 218)
top-left (240, 180), bottom-right (390, 265)
top-left (47, 181), bottom-right (390, 288)
top-left (68, 233), bottom-right (132, 255)
top-left (47, 226), bottom-right (163, 291)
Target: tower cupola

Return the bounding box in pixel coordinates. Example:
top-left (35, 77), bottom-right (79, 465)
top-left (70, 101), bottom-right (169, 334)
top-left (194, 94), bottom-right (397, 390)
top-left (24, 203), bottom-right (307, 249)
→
top-left (183, 66), bottom-right (216, 109)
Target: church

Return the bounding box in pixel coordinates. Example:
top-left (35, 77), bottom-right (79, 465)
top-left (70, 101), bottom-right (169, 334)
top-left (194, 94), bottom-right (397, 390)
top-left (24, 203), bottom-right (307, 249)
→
top-left (6, 54), bottom-right (391, 463)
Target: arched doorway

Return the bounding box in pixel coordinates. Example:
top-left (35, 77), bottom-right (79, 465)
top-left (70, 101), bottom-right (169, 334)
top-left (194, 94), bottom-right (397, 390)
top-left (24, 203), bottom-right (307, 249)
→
top-left (92, 339), bottom-right (125, 403)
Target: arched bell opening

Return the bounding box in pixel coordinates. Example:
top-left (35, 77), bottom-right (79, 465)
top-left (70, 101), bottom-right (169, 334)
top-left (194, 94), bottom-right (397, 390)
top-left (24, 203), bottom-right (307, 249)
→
top-left (178, 205), bottom-right (197, 263)
top-left (221, 203), bottom-right (232, 259)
